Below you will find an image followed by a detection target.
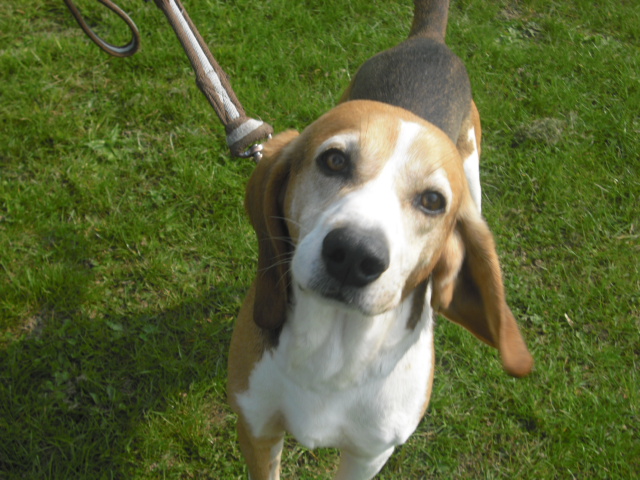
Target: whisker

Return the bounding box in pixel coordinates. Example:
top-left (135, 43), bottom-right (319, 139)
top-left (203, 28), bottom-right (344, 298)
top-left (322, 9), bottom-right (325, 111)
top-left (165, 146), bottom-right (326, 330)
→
top-left (276, 266), bottom-right (293, 290)
top-left (269, 236), bottom-right (297, 248)
top-left (256, 252), bottom-right (295, 275)
top-left (271, 215), bottom-right (302, 229)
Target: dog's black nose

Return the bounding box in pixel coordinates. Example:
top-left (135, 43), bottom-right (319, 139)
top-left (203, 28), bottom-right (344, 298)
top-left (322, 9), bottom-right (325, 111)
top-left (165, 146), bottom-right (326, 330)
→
top-left (322, 227), bottom-right (390, 287)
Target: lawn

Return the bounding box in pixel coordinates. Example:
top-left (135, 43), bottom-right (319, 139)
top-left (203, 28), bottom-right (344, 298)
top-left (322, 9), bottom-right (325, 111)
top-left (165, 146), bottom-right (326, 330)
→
top-left (1, 0), bottom-right (638, 478)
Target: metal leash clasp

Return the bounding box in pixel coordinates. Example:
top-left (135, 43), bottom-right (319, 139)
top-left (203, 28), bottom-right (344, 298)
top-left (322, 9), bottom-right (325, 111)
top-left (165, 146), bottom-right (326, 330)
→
top-left (237, 135), bottom-right (271, 162)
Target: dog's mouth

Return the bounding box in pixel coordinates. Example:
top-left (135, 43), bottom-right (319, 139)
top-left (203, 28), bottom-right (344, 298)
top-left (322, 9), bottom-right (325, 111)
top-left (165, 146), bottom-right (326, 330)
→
top-left (299, 276), bottom-right (397, 317)
top-left (308, 279), bottom-right (359, 307)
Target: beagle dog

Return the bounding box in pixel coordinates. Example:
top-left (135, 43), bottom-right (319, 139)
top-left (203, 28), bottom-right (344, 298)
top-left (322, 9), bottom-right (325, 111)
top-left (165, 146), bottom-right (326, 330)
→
top-left (227, 1), bottom-right (533, 478)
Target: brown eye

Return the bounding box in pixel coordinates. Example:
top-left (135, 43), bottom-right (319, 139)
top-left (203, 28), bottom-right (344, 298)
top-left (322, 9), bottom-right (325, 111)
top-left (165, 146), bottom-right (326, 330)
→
top-left (417, 190), bottom-right (446, 214)
top-left (317, 148), bottom-right (351, 176)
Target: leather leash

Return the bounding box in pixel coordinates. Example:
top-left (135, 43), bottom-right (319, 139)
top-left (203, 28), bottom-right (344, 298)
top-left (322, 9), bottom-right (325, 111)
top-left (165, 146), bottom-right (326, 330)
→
top-left (63, 0), bottom-right (273, 160)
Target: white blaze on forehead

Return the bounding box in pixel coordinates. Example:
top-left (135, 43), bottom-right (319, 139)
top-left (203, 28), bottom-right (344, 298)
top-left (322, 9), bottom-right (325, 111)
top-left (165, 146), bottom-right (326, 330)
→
top-left (380, 120), bottom-right (424, 170)
top-left (360, 120), bottom-right (425, 175)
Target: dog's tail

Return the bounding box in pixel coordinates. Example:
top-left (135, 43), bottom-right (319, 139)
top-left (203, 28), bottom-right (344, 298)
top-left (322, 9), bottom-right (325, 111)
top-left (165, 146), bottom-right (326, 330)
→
top-left (409, 0), bottom-right (449, 41)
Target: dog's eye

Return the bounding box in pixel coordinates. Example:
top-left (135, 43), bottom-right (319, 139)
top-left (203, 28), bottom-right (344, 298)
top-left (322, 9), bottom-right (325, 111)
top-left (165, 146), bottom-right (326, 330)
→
top-left (417, 190), bottom-right (446, 214)
top-left (317, 148), bottom-right (350, 176)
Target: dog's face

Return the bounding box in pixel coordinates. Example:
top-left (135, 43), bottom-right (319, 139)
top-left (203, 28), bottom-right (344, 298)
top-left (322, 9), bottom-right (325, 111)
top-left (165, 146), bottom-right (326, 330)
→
top-left (246, 100), bottom-right (533, 377)
top-left (284, 101), bottom-right (465, 316)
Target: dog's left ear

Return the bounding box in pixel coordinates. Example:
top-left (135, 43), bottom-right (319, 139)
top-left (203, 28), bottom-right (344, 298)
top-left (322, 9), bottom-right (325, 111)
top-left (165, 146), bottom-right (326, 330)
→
top-left (432, 202), bottom-right (534, 378)
top-left (245, 130), bottom-right (300, 331)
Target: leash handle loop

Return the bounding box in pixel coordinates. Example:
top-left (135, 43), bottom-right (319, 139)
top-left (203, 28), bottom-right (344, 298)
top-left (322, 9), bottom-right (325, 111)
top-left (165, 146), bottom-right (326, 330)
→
top-left (151, 0), bottom-right (273, 158)
top-left (63, 0), bottom-right (140, 57)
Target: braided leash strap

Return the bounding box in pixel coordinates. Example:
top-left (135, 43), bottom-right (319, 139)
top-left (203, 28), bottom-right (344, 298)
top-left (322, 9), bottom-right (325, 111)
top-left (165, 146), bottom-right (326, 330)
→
top-left (152, 0), bottom-right (273, 158)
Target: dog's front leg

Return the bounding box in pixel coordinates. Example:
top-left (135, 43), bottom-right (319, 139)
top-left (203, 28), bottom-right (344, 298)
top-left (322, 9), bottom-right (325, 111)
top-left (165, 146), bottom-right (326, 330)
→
top-left (237, 418), bottom-right (284, 480)
top-left (335, 447), bottom-right (395, 480)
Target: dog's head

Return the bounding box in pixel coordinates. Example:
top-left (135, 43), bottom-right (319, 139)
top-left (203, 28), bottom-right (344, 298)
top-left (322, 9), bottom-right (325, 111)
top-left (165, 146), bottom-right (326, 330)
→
top-left (245, 100), bottom-right (532, 377)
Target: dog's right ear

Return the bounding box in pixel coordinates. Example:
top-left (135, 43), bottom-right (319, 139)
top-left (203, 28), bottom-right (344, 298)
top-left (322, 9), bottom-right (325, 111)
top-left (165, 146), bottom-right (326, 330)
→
top-left (245, 130), bottom-right (300, 331)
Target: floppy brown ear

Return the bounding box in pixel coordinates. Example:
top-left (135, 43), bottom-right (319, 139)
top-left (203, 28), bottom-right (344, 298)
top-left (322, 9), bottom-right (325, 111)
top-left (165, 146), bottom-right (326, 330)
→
top-left (432, 203), bottom-right (534, 377)
top-left (245, 130), bottom-right (300, 331)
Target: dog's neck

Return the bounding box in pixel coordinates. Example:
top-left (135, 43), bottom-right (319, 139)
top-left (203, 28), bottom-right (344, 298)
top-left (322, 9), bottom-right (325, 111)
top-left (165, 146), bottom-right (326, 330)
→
top-left (274, 284), bottom-right (433, 390)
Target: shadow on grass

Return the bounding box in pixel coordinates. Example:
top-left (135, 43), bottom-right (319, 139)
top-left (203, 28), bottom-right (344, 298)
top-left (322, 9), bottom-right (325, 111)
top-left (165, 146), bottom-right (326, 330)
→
top-left (0, 280), bottom-right (241, 478)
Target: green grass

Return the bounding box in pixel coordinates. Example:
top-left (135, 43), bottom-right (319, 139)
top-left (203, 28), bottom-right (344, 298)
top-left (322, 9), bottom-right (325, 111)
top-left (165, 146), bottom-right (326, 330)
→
top-left (1, 0), bottom-right (638, 478)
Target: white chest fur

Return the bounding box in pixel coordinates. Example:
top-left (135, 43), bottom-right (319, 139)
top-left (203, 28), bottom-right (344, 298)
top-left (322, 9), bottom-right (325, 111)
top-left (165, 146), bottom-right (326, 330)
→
top-left (236, 285), bottom-right (435, 458)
